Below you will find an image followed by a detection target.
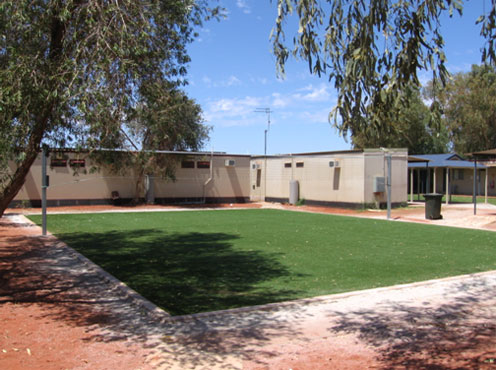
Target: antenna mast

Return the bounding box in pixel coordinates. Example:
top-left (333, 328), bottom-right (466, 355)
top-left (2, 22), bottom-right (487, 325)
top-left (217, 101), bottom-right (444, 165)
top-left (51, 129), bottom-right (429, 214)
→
top-left (254, 108), bottom-right (273, 156)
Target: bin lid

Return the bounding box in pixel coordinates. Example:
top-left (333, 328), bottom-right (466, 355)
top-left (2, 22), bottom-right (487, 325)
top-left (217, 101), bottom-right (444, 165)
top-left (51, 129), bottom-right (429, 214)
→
top-left (423, 193), bottom-right (443, 198)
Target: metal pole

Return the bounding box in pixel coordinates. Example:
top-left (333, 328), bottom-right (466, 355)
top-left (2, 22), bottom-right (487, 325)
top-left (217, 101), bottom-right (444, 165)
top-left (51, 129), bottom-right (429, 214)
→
top-left (410, 168), bottom-right (413, 202)
top-left (473, 159), bottom-right (477, 215)
top-left (445, 168), bottom-right (449, 205)
top-left (264, 129), bottom-right (267, 156)
top-left (485, 167), bottom-right (488, 204)
top-left (426, 162), bottom-right (430, 193)
top-left (387, 154), bottom-right (392, 220)
top-left (41, 145), bottom-right (48, 236)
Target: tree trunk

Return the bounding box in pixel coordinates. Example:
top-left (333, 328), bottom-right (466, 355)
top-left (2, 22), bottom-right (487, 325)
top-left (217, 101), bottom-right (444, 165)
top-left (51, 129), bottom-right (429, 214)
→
top-left (0, 109), bottom-right (51, 217)
top-left (134, 169), bottom-right (145, 205)
top-left (0, 13), bottom-right (66, 218)
top-left (0, 151), bottom-right (40, 216)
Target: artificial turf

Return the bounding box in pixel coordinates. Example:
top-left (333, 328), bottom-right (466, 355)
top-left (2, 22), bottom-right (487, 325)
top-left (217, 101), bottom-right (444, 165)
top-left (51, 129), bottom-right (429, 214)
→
top-left (28, 209), bottom-right (496, 315)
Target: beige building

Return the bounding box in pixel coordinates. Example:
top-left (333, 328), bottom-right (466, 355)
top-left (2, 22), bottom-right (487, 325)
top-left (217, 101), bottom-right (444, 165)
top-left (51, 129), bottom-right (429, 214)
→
top-left (250, 149), bottom-right (408, 208)
top-left (11, 148), bottom-right (408, 209)
top-left (11, 150), bottom-right (251, 207)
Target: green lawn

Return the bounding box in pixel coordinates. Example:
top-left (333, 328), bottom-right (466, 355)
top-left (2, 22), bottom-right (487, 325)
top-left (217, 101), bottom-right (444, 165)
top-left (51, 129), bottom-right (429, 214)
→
top-left (28, 209), bottom-right (496, 315)
top-left (413, 194), bottom-right (496, 205)
top-left (443, 195), bottom-right (496, 205)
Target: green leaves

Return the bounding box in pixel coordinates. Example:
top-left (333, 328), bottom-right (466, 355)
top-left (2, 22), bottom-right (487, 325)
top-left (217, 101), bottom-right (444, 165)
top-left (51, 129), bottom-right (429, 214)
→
top-left (272, 0), bottom-right (495, 143)
top-left (428, 64), bottom-right (496, 153)
top-left (0, 0), bottom-right (220, 214)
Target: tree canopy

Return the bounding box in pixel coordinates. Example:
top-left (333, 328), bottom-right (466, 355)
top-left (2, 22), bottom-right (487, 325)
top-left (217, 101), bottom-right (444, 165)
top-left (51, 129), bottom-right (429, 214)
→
top-left (90, 85), bottom-right (209, 201)
top-left (0, 0), bottom-right (219, 215)
top-left (425, 64), bottom-right (496, 154)
top-left (272, 0), bottom-right (496, 142)
top-left (351, 85), bottom-right (449, 154)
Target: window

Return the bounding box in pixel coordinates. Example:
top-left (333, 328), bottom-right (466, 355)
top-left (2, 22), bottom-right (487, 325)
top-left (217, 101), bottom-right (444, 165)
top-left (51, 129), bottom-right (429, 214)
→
top-left (69, 159), bottom-right (85, 168)
top-left (256, 169), bottom-right (261, 187)
top-left (50, 156), bottom-right (67, 167)
top-left (181, 160), bottom-right (195, 168)
top-left (455, 169), bottom-right (464, 180)
top-left (296, 162), bottom-right (304, 168)
top-left (284, 162), bottom-right (292, 168)
top-left (197, 161), bottom-right (210, 169)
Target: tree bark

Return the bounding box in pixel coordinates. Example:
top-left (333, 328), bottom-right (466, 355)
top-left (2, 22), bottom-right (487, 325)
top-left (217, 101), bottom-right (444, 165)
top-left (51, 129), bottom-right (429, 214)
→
top-left (0, 12), bottom-right (66, 217)
top-left (0, 115), bottom-right (49, 217)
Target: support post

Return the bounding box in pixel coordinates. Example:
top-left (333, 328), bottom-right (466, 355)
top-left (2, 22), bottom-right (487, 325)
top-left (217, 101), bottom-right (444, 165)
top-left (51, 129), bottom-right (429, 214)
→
top-left (386, 153), bottom-right (392, 220)
top-left (417, 169), bottom-right (420, 201)
top-left (41, 145), bottom-right (48, 236)
top-left (410, 168), bottom-right (414, 202)
top-left (426, 162), bottom-right (430, 193)
top-left (473, 160), bottom-right (477, 215)
top-left (433, 168), bottom-right (437, 193)
top-left (485, 167), bottom-right (488, 204)
top-left (445, 168), bottom-right (449, 205)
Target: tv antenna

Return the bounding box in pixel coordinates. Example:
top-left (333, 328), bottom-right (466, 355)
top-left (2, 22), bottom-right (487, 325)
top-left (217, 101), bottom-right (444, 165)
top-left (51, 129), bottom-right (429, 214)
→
top-left (254, 108), bottom-right (273, 155)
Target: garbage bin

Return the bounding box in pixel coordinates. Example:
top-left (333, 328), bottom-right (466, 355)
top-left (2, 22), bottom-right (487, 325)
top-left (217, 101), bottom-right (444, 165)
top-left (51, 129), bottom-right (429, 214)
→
top-left (423, 193), bottom-right (443, 220)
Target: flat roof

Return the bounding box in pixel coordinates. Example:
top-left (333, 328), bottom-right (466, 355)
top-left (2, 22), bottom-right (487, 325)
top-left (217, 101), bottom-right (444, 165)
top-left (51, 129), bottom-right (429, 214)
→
top-left (251, 148), bottom-right (408, 159)
top-left (408, 156), bottom-right (430, 163)
top-left (467, 149), bottom-right (496, 158)
top-left (45, 148), bottom-right (251, 158)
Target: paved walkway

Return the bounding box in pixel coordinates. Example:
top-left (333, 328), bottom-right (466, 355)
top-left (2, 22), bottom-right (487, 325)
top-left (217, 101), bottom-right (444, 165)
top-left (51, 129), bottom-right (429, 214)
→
top-left (2, 204), bottom-right (496, 369)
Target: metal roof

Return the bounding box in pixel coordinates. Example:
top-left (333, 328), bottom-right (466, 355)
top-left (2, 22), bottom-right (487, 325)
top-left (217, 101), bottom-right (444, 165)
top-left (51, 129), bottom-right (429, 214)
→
top-left (467, 148), bottom-right (496, 158)
top-left (408, 153), bottom-right (486, 169)
top-left (408, 155), bottom-right (430, 163)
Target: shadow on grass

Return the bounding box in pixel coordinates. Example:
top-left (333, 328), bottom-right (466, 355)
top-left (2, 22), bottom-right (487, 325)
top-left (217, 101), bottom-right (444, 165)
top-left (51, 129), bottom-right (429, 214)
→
top-left (57, 228), bottom-right (297, 315)
top-left (0, 214), bottom-right (314, 368)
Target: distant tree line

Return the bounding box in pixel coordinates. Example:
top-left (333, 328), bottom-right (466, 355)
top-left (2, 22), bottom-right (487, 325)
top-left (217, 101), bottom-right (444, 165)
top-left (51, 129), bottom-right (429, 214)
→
top-left (352, 64), bottom-right (496, 155)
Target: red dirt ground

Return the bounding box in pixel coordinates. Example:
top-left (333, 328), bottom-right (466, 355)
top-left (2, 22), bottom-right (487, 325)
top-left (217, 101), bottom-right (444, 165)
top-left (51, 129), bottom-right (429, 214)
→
top-left (2, 202), bottom-right (496, 369)
top-left (0, 212), bottom-right (154, 370)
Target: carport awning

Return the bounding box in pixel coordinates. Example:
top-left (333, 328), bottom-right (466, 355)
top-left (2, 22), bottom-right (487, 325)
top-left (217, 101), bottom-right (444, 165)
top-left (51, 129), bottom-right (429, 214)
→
top-left (408, 156), bottom-right (430, 163)
top-left (467, 149), bottom-right (496, 158)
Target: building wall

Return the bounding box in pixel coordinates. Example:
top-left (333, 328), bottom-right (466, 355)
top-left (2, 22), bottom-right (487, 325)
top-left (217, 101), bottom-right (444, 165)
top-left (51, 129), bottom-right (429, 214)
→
top-left (251, 149), bottom-right (408, 207)
top-left (429, 167), bottom-right (489, 196)
top-left (153, 155), bottom-right (251, 202)
top-left (362, 151), bottom-right (408, 204)
top-left (11, 152), bottom-right (251, 206)
top-left (259, 152), bottom-right (366, 205)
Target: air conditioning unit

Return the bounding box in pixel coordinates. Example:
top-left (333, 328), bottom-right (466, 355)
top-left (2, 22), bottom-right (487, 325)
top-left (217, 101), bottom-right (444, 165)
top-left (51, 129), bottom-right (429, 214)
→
top-left (225, 159), bottom-right (236, 167)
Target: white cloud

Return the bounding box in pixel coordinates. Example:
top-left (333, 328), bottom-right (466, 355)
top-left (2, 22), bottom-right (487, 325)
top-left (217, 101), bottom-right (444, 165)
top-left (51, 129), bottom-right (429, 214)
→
top-left (236, 0), bottom-right (251, 14)
top-left (295, 84), bottom-right (331, 102)
top-left (298, 108), bottom-right (333, 125)
top-left (250, 76), bottom-right (269, 85)
top-left (226, 75), bottom-right (242, 86)
top-left (200, 84), bottom-right (336, 128)
top-left (204, 96), bottom-right (265, 126)
top-left (271, 92), bottom-right (291, 108)
top-left (201, 75), bottom-right (242, 88)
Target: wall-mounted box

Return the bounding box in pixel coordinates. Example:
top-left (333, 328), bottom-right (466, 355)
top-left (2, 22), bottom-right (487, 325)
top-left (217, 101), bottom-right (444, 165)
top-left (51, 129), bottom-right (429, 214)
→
top-left (373, 176), bottom-right (385, 193)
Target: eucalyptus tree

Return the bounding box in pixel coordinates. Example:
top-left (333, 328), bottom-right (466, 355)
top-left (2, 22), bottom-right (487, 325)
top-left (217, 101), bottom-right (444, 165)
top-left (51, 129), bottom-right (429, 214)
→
top-left (351, 86), bottom-right (449, 154)
top-left (0, 0), bottom-right (219, 216)
top-left (271, 0), bottom-right (496, 143)
top-left (90, 84), bottom-right (209, 202)
top-left (425, 64), bottom-right (496, 153)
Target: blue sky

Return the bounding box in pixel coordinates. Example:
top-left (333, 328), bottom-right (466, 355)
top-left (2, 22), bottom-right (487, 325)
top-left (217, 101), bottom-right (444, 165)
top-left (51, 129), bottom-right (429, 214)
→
top-left (185, 1), bottom-right (488, 155)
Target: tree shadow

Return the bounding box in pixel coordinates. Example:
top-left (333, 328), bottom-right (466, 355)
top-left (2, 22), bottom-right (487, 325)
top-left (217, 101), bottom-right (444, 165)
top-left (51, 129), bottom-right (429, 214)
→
top-left (0, 217), bottom-right (307, 368)
top-left (329, 278), bottom-right (496, 369)
top-left (52, 228), bottom-right (298, 315)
